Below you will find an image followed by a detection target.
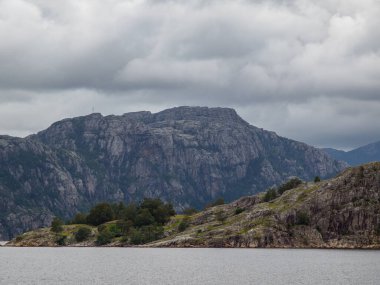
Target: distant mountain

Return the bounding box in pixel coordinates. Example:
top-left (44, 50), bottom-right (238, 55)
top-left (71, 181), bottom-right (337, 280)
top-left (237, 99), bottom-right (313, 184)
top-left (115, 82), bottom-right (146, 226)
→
top-left (323, 141), bottom-right (380, 166)
top-left (0, 106), bottom-right (346, 240)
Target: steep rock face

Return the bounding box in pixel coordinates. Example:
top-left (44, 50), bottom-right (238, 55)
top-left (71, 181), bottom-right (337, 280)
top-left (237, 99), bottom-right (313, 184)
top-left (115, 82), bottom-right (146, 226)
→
top-left (0, 107), bottom-right (346, 239)
top-left (148, 163), bottom-right (380, 248)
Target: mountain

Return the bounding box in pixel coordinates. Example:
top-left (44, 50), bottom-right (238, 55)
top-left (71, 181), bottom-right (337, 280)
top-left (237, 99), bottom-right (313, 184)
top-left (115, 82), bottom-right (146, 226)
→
top-left (7, 163), bottom-right (380, 249)
top-left (323, 140), bottom-right (380, 166)
top-left (0, 106), bottom-right (346, 240)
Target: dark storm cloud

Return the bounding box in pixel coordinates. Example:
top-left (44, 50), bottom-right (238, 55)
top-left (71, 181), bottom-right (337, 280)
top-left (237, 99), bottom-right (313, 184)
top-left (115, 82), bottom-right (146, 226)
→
top-left (0, 0), bottom-right (379, 149)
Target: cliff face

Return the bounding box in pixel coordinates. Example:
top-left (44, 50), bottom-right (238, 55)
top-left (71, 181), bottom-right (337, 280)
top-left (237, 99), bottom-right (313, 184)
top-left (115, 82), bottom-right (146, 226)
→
top-left (0, 107), bottom-right (346, 240)
top-left (149, 163), bottom-right (380, 248)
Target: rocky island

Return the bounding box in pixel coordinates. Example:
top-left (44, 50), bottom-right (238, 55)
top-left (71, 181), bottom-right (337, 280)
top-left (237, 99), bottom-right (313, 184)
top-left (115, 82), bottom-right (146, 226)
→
top-left (7, 162), bottom-right (380, 248)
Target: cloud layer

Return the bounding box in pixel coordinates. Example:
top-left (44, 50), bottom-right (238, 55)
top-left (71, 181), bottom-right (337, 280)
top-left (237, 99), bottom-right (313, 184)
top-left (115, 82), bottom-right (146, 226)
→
top-left (0, 0), bottom-right (379, 149)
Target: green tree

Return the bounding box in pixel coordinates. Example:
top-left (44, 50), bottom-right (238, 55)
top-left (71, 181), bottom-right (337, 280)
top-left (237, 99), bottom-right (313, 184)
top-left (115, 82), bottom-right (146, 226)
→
top-left (314, 176), bottom-right (321, 183)
top-left (263, 188), bottom-right (278, 202)
top-left (51, 217), bottom-right (63, 233)
top-left (139, 198), bottom-right (175, 225)
top-left (96, 227), bottom-right (113, 245)
top-left (86, 203), bottom-right (115, 226)
top-left (135, 208), bottom-right (155, 227)
top-left (75, 227), bottom-right (92, 242)
top-left (278, 178), bottom-right (303, 195)
top-left (234, 207), bottom-right (245, 215)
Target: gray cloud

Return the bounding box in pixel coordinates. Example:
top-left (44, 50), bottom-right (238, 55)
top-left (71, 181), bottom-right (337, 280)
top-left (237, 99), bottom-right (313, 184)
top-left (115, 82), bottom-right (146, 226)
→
top-left (0, 0), bottom-right (379, 149)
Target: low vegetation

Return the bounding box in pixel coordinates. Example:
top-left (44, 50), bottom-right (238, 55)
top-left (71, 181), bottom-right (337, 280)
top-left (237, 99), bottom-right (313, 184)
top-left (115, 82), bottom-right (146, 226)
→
top-left (46, 198), bottom-right (176, 246)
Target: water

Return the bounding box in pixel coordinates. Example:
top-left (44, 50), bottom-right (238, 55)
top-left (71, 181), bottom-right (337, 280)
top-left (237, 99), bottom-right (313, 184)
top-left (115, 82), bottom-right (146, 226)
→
top-left (0, 248), bottom-right (379, 285)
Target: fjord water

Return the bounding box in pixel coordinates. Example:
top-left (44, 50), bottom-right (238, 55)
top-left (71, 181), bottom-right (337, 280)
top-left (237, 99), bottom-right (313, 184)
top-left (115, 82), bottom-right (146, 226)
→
top-left (0, 248), bottom-right (379, 285)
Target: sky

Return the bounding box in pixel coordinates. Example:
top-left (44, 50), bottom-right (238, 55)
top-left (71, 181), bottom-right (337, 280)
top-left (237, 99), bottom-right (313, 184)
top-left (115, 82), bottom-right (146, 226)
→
top-left (0, 0), bottom-right (379, 150)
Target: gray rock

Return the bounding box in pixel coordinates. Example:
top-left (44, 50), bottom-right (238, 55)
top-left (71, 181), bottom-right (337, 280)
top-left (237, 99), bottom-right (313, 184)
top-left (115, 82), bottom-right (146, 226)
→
top-left (0, 106), bottom-right (346, 239)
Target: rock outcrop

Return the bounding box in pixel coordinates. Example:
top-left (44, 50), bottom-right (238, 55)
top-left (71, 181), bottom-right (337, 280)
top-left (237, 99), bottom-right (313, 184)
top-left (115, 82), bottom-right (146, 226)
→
top-left (0, 106), bottom-right (346, 240)
top-left (148, 163), bottom-right (380, 248)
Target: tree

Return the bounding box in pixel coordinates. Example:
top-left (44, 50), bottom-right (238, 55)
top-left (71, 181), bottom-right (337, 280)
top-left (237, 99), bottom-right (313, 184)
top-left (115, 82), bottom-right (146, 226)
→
top-left (86, 203), bottom-right (115, 226)
top-left (134, 208), bottom-right (155, 227)
top-left (51, 217), bottom-right (63, 233)
top-left (75, 227), bottom-right (92, 242)
top-left (139, 198), bottom-right (175, 225)
top-left (314, 176), bottom-right (321, 183)
top-left (278, 178), bottom-right (303, 195)
top-left (263, 188), bottom-right (278, 202)
top-left (96, 227), bottom-right (113, 245)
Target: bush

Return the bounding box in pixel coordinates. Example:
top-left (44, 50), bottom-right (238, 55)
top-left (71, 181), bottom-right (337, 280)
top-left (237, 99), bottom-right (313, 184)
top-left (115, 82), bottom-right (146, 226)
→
top-left (129, 228), bottom-right (144, 245)
top-left (263, 188), bottom-right (278, 202)
top-left (234, 207), bottom-right (245, 215)
top-left (55, 234), bottom-right (66, 246)
top-left (75, 227), bottom-right (92, 242)
top-left (70, 213), bottom-right (87, 225)
top-left (96, 227), bottom-right (113, 245)
top-left (212, 198), bottom-right (225, 207)
top-left (205, 198), bottom-right (225, 209)
top-left (296, 212), bottom-right (310, 226)
top-left (139, 198), bottom-right (176, 225)
top-left (314, 176), bottom-right (321, 183)
top-left (87, 203), bottom-right (115, 226)
top-left (215, 210), bottom-right (227, 223)
top-left (51, 217), bottom-right (64, 233)
top-left (278, 178), bottom-right (303, 195)
top-left (183, 208), bottom-right (198, 216)
top-left (178, 217), bottom-right (190, 232)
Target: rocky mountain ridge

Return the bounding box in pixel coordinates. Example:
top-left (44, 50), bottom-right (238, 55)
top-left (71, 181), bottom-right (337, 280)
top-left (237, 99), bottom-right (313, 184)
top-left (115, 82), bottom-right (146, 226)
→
top-left (0, 106), bottom-right (346, 240)
top-left (323, 140), bottom-right (380, 166)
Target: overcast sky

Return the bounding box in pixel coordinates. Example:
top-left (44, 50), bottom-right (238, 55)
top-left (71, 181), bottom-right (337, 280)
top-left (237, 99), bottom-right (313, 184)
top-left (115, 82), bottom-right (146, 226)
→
top-left (0, 0), bottom-right (379, 150)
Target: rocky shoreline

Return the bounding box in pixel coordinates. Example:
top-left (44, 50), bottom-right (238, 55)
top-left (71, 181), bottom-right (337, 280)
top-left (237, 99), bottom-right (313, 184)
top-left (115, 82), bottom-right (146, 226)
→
top-left (6, 163), bottom-right (380, 249)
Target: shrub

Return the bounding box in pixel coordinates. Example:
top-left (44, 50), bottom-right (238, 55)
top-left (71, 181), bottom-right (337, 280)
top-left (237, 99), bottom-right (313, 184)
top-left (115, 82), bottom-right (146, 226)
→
top-left (178, 217), bottom-right (190, 232)
top-left (96, 227), bottom-right (113, 245)
top-left (234, 207), bottom-right (245, 215)
top-left (263, 188), bottom-right (278, 202)
top-left (55, 234), bottom-right (66, 246)
top-left (376, 224), bottom-right (380, 236)
top-left (314, 176), bottom-right (321, 183)
top-left (215, 210), bottom-right (227, 223)
top-left (86, 203), bottom-right (115, 226)
top-left (278, 178), bottom-right (303, 195)
top-left (70, 213), bottom-right (87, 225)
top-left (129, 228), bottom-right (144, 245)
top-left (212, 198), bottom-right (225, 207)
top-left (183, 208), bottom-right (198, 216)
top-left (296, 212), bottom-right (310, 226)
top-left (75, 227), bottom-right (92, 242)
top-left (51, 217), bottom-right (64, 233)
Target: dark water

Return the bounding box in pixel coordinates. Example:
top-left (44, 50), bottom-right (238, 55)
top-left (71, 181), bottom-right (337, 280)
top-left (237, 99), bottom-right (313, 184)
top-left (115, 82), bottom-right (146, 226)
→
top-left (0, 248), bottom-right (379, 284)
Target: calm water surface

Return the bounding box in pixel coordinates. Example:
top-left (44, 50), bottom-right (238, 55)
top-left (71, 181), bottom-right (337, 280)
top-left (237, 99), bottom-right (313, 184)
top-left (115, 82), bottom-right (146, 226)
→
top-left (0, 248), bottom-right (379, 285)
